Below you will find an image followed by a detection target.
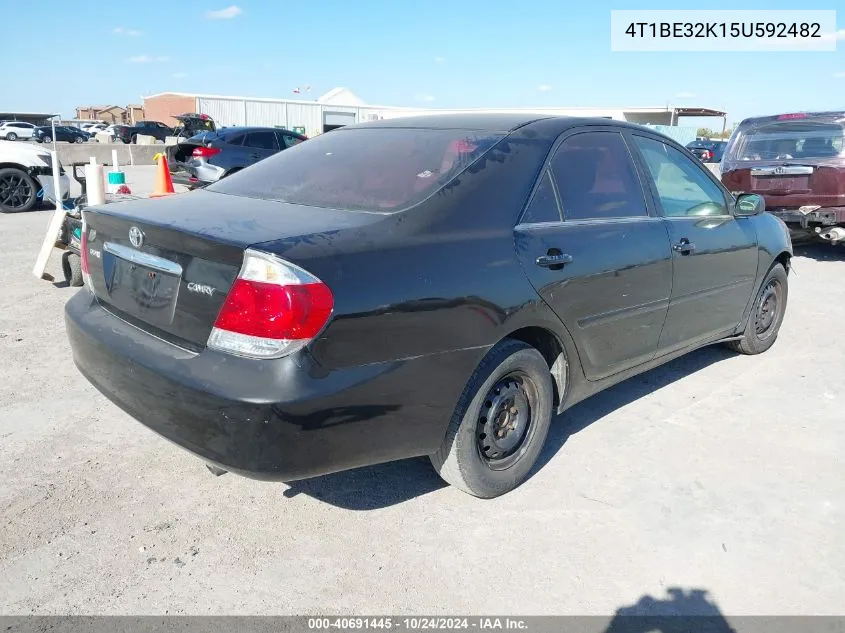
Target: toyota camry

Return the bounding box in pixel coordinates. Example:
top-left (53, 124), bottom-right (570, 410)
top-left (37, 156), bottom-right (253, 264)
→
top-left (65, 114), bottom-right (792, 498)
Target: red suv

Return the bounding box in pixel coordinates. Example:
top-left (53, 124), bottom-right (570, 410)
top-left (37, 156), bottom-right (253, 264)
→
top-left (721, 111), bottom-right (845, 244)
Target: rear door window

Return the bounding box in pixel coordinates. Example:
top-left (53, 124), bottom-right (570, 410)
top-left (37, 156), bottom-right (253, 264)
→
top-left (519, 171), bottom-right (561, 224)
top-left (244, 131), bottom-right (279, 151)
top-left (549, 131), bottom-right (648, 220)
top-left (223, 133), bottom-right (245, 146)
top-left (209, 127), bottom-right (504, 212)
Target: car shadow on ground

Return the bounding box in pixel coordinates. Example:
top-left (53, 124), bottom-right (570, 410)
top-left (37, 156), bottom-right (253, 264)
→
top-left (281, 344), bottom-right (735, 510)
top-left (603, 587), bottom-right (736, 633)
top-left (793, 242), bottom-right (845, 262)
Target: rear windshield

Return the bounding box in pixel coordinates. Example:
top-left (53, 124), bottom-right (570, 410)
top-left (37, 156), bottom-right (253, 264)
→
top-left (733, 121), bottom-right (845, 161)
top-left (208, 127), bottom-right (505, 212)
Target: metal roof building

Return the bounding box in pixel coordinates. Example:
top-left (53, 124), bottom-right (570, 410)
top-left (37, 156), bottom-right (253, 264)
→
top-left (142, 88), bottom-right (726, 139)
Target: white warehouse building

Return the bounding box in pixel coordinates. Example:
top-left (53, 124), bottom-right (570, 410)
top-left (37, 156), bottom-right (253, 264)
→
top-left (142, 87), bottom-right (725, 142)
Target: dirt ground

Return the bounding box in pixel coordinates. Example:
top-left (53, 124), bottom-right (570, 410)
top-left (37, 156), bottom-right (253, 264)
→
top-left (0, 169), bottom-right (842, 615)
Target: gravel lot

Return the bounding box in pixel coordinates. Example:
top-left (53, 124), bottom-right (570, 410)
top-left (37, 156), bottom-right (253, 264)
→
top-left (0, 168), bottom-right (843, 616)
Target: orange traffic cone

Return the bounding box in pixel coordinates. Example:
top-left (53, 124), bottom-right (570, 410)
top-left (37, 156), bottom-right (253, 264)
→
top-left (150, 152), bottom-right (176, 198)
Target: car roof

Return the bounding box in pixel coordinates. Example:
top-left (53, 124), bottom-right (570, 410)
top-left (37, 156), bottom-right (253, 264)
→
top-left (738, 111), bottom-right (845, 127)
top-left (216, 126), bottom-right (288, 134)
top-left (345, 113), bottom-right (655, 137)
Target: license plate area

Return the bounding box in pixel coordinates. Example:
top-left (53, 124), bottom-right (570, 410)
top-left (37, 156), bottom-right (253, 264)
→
top-left (751, 175), bottom-right (810, 192)
top-left (102, 242), bottom-right (182, 327)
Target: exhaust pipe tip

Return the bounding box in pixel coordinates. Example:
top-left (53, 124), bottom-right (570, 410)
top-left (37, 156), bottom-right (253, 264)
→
top-left (818, 227), bottom-right (845, 243)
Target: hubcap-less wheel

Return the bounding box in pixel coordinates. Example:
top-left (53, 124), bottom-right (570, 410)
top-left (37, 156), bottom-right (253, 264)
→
top-left (0, 171), bottom-right (35, 211)
top-left (755, 279), bottom-right (781, 340)
top-left (477, 372), bottom-right (536, 470)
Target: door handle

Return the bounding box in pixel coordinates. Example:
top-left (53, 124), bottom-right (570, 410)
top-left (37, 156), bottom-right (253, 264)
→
top-left (672, 240), bottom-right (696, 254)
top-left (536, 253), bottom-right (573, 268)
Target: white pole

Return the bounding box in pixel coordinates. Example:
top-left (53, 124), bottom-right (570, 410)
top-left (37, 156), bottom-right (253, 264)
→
top-left (31, 148), bottom-right (66, 279)
top-left (51, 117), bottom-right (58, 155)
top-left (112, 149), bottom-right (119, 170)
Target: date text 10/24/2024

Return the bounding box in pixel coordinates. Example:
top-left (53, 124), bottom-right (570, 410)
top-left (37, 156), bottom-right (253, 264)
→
top-left (308, 618), bottom-right (528, 630)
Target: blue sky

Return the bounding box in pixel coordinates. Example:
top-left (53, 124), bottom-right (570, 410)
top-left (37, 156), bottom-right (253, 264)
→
top-left (1, 0), bottom-right (843, 128)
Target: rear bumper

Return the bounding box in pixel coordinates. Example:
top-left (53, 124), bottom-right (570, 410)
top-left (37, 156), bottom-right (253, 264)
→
top-left (169, 162), bottom-right (220, 189)
top-left (65, 291), bottom-right (478, 481)
top-left (768, 207), bottom-right (845, 228)
top-left (169, 168), bottom-right (207, 189)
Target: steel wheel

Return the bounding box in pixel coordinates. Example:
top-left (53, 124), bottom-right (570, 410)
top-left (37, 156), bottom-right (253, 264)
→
top-left (0, 168), bottom-right (37, 212)
top-left (431, 339), bottom-right (555, 497)
top-left (477, 372), bottom-right (537, 471)
top-left (754, 279), bottom-right (782, 340)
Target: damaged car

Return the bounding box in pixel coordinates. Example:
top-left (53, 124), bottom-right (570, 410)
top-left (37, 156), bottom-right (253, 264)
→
top-left (0, 140), bottom-right (70, 212)
top-left (721, 111), bottom-right (845, 245)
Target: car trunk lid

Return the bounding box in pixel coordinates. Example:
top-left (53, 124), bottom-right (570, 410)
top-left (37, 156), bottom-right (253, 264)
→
top-left (81, 189), bottom-right (380, 351)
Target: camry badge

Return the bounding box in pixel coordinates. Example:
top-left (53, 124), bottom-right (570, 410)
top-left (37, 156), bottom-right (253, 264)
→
top-left (129, 226), bottom-right (144, 248)
top-left (187, 282), bottom-right (216, 297)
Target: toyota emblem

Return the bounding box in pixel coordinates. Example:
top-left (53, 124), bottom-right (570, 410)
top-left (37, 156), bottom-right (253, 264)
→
top-left (129, 226), bottom-right (144, 248)
top-left (774, 166), bottom-right (785, 175)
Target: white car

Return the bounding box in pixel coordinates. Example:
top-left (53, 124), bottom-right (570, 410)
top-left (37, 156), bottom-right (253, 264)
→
top-left (0, 140), bottom-right (70, 212)
top-left (81, 123), bottom-right (108, 134)
top-left (0, 121), bottom-right (37, 141)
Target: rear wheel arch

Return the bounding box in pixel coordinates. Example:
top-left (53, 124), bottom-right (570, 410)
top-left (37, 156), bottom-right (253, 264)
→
top-left (498, 325), bottom-right (582, 414)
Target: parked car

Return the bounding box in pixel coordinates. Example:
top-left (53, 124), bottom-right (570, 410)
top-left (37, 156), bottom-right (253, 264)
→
top-left (0, 121), bottom-right (37, 141)
top-left (81, 123), bottom-right (108, 135)
top-left (0, 140), bottom-right (70, 212)
top-left (721, 111), bottom-right (845, 245)
top-left (65, 114), bottom-right (792, 498)
top-left (33, 125), bottom-right (90, 144)
top-left (167, 126), bottom-right (306, 188)
top-left (686, 140), bottom-right (727, 163)
top-left (112, 120), bottom-right (174, 144)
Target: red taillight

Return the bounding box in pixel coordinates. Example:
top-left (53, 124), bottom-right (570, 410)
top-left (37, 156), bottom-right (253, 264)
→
top-left (192, 146), bottom-right (221, 158)
top-left (213, 279), bottom-right (333, 340)
top-left (778, 113), bottom-right (807, 120)
top-left (207, 250), bottom-right (334, 359)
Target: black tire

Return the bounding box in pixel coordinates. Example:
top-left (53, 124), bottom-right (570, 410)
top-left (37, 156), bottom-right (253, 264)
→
top-left (6, 132), bottom-right (17, 141)
top-left (75, 136), bottom-right (85, 144)
top-left (0, 167), bottom-right (38, 213)
top-left (430, 339), bottom-right (554, 498)
top-left (130, 134), bottom-right (138, 144)
top-left (726, 263), bottom-right (788, 355)
top-left (42, 135), bottom-right (52, 143)
top-left (62, 251), bottom-right (84, 287)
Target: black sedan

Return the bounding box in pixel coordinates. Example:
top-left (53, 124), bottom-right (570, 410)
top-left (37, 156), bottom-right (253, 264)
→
top-left (33, 126), bottom-right (90, 144)
top-left (65, 115), bottom-right (792, 498)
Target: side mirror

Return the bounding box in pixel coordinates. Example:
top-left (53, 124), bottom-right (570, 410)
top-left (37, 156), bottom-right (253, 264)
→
top-left (735, 193), bottom-right (765, 217)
